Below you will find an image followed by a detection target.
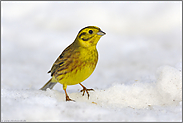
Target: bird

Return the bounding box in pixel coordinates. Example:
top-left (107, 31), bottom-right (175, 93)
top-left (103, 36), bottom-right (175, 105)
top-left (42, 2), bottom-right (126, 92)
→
top-left (40, 26), bottom-right (106, 101)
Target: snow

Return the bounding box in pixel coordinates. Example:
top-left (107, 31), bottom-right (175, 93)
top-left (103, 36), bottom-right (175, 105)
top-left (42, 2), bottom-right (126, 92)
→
top-left (1, 1), bottom-right (182, 122)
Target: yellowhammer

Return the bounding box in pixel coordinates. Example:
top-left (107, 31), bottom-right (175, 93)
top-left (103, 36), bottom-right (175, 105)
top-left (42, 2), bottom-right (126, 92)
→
top-left (40, 26), bottom-right (106, 101)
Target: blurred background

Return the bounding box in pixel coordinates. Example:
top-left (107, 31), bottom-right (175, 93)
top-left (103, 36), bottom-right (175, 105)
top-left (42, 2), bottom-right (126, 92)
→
top-left (1, 1), bottom-right (182, 121)
top-left (1, 1), bottom-right (182, 90)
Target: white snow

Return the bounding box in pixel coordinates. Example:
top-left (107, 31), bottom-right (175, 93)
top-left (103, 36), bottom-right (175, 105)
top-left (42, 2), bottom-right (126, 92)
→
top-left (1, 1), bottom-right (182, 122)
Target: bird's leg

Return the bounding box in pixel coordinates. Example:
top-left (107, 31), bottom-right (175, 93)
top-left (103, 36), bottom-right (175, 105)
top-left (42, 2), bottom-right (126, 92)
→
top-left (64, 89), bottom-right (75, 102)
top-left (79, 83), bottom-right (94, 99)
top-left (63, 84), bottom-right (75, 101)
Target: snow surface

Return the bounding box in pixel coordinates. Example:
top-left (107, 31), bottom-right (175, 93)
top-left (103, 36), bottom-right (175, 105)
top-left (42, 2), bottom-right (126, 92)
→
top-left (1, 1), bottom-right (182, 122)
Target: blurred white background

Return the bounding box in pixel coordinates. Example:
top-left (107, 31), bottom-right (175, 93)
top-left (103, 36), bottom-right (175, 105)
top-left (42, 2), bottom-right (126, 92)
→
top-left (1, 1), bottom-right (182, 122)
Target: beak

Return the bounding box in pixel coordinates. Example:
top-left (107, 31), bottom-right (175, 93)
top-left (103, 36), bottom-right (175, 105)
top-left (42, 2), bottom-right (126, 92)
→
top-left (97, 30), bottom-right (106, 36)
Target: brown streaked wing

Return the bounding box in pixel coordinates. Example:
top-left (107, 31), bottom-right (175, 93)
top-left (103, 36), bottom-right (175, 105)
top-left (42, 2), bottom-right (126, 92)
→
top-left (49, 43), bottom-right (80, 77)
top-left (49, 44), bottom-right (73, 76)
top-left (55, 51), bottom-right (80, 78)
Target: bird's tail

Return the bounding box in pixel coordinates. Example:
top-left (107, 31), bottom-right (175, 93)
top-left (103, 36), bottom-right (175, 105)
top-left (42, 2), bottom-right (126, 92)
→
top-left (40, 78), bottom-right (57, 91)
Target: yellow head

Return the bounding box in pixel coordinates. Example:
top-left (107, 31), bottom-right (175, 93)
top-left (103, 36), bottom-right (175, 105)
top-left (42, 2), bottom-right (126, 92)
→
top-left (75, 26), bottom-right (106, 47)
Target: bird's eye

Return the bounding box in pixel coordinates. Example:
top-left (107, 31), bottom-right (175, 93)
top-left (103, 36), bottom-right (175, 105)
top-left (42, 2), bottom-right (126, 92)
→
top-left (89, 30), bottom-right (93, 34)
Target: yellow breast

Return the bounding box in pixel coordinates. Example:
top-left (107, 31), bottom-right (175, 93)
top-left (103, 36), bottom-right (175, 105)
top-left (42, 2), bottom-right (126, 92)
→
top-left (55, 46), bottom-right (98, 85)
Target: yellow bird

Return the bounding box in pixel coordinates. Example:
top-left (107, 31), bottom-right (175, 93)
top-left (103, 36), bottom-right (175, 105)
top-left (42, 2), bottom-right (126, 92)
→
top-left (40, 26), bottom-right (106, 101)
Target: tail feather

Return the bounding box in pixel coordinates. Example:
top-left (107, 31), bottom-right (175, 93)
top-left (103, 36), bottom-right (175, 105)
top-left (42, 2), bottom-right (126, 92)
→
top-left (40, 78), bottom-right (57, 91)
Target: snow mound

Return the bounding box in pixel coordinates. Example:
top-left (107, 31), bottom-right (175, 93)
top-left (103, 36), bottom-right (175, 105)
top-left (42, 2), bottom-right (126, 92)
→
top-left (156, 65), bottom-right (182, 104)
top-left (88, 65), bottom-right (182, 109)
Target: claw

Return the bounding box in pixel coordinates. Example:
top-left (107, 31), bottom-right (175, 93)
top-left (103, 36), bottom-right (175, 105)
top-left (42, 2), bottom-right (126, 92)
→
top-left (79, 83), bottom-right (94, 99)
top-left (66, 95), bottom-right (75, 102)
top-left (64, 89), bottom-right (75, 102)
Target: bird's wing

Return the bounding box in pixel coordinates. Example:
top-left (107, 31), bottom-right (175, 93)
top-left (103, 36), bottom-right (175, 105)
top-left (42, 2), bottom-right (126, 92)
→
top-left (48, 44), bottom-right (79, 77)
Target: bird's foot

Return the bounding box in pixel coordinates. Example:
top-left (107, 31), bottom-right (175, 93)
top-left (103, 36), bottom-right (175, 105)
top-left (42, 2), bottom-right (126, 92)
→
top-left (66, 95), bottom-right (75, 102)
top-left (80, 87), bottom-right (94, 99)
